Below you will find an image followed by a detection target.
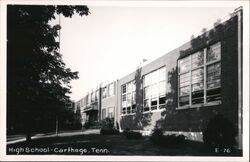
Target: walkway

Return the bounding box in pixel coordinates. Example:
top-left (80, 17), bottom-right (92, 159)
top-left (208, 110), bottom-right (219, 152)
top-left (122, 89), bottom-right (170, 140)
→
top-left (7, 129), bottom-right (100, 145)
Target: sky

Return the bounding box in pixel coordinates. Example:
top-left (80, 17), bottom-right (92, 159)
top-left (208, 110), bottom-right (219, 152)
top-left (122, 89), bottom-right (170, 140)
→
top-left (57, 5), bottom-right (237, 102)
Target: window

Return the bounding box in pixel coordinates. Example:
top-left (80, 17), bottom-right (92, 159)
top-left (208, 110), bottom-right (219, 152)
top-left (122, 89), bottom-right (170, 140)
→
top-left (121, 80), bottom-right (136, 115)
top-left (191, 68), bottom-right (204, 104)
top-left (108, 83), bottom-right (114, 97)
top-left (91, 92), bottom-right (95, 102)
top-left (127, 93), bottom-right (132, 105)
top-left (122, 94), bottom-right (126, 102)
top-left (102, 108), bottom-right (106, 119)
top-left (207, 62), bottom-right (221, 102)
top-left (132, 104), bottom-right (136, 113)
top-left (95, 90), bottom-right (99, 101)
top-left (178, 42), bottom-right (221, 108)
top-left (108, 107), bottom-right (114, 118)
top-left (88, 94), bottom-right (91, 104)
top-left (192, 51), bottom-right (204, 69)
top-left (179, 56), bottom-right (190, 73)
top-left (159, 95), bottom-right (166, 109)
top-left (207, 42), bottom-right (221, 63)
top-left (86, 95), bottom-right (90, 105)
top-left (143, 66), bottom-right (166, 112)
top-left (151, 97), bottom-right (158, 110)
top-left (102, 87), bottom-right (107, 99)
top-left (144, 99), bottom-right (150, 112)
top-left (132, 92), bottom-right (136, 104)
top-left (122, 107), bottom-right (126, 114)
top-left (122, 84), bottom-right (126, 94)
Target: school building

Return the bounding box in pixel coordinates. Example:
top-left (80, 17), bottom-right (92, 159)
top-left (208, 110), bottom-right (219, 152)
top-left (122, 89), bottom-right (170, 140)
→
top-left (76, 8), bottom-right (243, 148)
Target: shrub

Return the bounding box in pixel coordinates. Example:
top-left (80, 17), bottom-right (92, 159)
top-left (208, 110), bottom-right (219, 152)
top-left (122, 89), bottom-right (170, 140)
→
top-left (151, 127), bottom-right (163, 137)
top-left (123, 128), bottom-right (131, 135)
top-left (100, 127), bottom-right (119, 135)
top-left (203, 114), bottom-right (237, 151)
top-left (100, 118), bottom-right (119, 135)
top-left (83, 122), bottom-right (91, 129)
top-left (150, 127), bottom-right (186, 147)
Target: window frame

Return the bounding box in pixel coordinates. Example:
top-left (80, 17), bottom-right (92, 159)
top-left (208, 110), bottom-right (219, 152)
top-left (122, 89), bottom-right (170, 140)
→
top-left (102, 86), bottom-right (107, 99)
top-left (142, 66), bottom-right (167, 112)
top-left (177, 42), bottom-right (222, 109)
top-left (121, 80), bottom-right (136, 115)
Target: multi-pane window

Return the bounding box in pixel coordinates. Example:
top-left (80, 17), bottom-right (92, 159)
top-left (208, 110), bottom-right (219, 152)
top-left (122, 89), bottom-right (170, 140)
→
top-left (178, 42), bottom-right (221, 108)
top-left (121, 80), bottom-right (136, 115)
top-left (143, 66), bottom-right (166, 112)
top-left (103, 83), bottom-right (115, 99)
top-left (102, 86), bottom-right (107, 99)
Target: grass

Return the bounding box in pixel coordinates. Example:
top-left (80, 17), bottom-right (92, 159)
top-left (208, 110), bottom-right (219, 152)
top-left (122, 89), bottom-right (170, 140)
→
top-left (6, 132), bottom-right (242, 156)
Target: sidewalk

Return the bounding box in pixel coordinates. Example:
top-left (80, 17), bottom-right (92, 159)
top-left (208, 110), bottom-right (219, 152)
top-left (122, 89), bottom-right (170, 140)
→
top-left (7, 129), bottom-right (100, 145)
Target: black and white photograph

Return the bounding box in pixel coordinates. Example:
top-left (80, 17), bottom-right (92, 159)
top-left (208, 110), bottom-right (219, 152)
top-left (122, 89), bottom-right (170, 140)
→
top-left (0, 0), bottom-right (249, 161)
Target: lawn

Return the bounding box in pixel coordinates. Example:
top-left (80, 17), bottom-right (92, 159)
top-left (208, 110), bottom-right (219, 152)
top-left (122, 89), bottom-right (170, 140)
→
top-left (6, 132), bottom-right (242, 156)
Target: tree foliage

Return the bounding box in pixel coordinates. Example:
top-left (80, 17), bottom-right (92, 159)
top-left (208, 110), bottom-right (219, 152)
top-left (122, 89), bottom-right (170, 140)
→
top-left (7, 5), bottom-right (89, 136)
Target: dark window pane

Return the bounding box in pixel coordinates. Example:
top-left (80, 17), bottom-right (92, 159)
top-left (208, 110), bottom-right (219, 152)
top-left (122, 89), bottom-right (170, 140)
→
top-left (132, 105), bottom-right (136, 113)
top-left (159, 105), bottom-right (166, 109)
top-left (192, 90), bottom-right (204, 104)
top-left (151, 98), bottom-right (157, 110)
top-left (151, 100), bottom-right (157, 106)
top-left (127, 107), bottom-right (131, 114)
top-left (122, 107), bottom-right (126, 114)
top-left (144, 107), bottom-right (150, 112)
top-left (159, 96), bottom-right (166, 104)
top-left (207, 88), bottom-right (221, 102)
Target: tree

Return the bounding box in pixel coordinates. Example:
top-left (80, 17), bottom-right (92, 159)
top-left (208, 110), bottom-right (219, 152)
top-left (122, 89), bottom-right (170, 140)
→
top-left (7, 5), bottom-right (90, 141)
